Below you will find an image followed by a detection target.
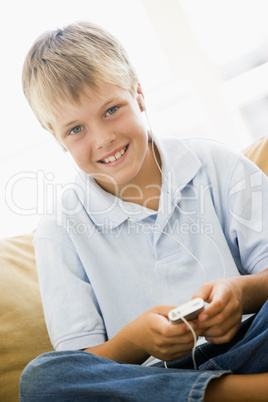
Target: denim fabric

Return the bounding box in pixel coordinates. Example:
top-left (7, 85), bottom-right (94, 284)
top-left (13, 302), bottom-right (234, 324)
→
top-left (20, 352), bottom-right (227, 402)
top-left (199, 300), bottom-right (268, 374)
top-left (20, 300), bottom-right (268, 402)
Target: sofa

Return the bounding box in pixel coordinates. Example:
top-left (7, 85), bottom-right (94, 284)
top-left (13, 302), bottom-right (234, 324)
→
top-left (1, 136), bottom-right (268, 402)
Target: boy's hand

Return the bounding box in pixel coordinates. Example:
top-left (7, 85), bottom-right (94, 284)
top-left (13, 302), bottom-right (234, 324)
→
top-left (192, 278), bottom-right (243, 344)
top-left (124, 305), bottom-right (198, 362)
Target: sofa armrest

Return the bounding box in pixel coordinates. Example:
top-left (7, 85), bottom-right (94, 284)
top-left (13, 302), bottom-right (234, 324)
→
top-left (243, 136), bottom-right (268, 176)
top-left (0, 232), bottom-right (52, 402)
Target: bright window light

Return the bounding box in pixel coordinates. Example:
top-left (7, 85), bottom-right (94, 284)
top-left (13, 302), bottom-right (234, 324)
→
top-left (179, 0), bottom-right (268, 66)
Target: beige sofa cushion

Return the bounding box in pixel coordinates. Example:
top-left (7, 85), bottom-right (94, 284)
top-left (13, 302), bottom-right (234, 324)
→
top-left (0, 232), bottom-right (52, 402)
top-left (243, 136), bottom-right (268, 176)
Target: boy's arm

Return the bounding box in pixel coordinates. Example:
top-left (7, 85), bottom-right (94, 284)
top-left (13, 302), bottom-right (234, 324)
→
top-left (84, 329), bottom-right (149, 365)
top-left (239, 267), bottom-right (268, 313)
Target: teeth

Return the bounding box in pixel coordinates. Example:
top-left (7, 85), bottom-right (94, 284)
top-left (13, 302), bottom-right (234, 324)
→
top-left (102, 146), bottom-right (127, 164)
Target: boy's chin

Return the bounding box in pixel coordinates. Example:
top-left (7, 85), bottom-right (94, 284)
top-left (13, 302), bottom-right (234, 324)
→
top-left (91, 172), bottom-right (118, 185)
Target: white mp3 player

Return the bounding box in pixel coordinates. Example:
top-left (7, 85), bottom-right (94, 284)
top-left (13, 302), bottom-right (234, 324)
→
top-left (168, 298), bottom-right (205, 324)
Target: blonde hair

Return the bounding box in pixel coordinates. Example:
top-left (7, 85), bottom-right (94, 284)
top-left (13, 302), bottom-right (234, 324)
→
top-left (22, 21), bottom-right (139, 133)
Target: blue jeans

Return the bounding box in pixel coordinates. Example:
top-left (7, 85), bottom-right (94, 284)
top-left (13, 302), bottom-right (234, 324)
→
top-left (20, 300), bottom-right (268, 402)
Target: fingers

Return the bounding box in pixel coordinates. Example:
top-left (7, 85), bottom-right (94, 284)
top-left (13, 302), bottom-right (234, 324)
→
top-left (199, 295), bottom-right (240, 325)
top-left (156, 338), bottom-right (196, 362)
top-left (196, 294), bottom-right (242, 344)
top-left (150, 304), bottom-right (174, 318)
top-left (152, 313), bottom-right (196, 346)
top-left (202, 313), bottom-right (241, 344)
top-left (149, 304), bottom-right (196, 337)
top-left (192, 283), bottom-right (213, 304)
top-left (142, 305), bottom-right (198, 361)
top-left (152, 324), bottom-right (197, 361)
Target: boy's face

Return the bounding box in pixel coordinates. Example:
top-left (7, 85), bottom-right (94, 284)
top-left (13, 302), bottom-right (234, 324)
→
top-left (52, 82), bottom-right (150, 193)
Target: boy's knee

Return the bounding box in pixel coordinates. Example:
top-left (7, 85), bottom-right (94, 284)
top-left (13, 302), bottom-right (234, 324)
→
top-left (20, 350), bottom-right (104, 400)
top-left (20, 355), bottom-right (49, 401)
top-left (20, 352), bottom-right (60, 400)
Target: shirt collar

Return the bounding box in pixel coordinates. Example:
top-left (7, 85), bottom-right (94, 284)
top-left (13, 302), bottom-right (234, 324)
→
top-left (74, 135), bottom-right (202, 228)
top-left (155, 135), bottom-right (202, 203)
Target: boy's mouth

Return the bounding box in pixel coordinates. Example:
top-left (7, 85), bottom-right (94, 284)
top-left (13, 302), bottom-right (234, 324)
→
top-left (98, 145), bottom-right (128, 164)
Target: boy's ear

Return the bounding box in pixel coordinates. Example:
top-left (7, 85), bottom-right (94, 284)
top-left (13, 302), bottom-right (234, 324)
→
top-left (137, 83), bottom-right (146, 112)
top-left (137, 94), bottom-right (146, 112)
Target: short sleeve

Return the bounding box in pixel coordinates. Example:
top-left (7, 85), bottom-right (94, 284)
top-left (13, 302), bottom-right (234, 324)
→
top-left (34, 219), bottom-right (107, 351)
top-left (225, 154), bottom-right (268, 274)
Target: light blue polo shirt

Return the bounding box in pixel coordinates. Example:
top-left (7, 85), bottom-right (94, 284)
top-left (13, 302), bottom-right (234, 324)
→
top-left (34, 136), bottom-right (268, 355)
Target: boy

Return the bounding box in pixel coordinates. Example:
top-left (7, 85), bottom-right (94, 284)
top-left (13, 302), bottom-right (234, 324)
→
top-left (20, 21), bottom-right (268, 401)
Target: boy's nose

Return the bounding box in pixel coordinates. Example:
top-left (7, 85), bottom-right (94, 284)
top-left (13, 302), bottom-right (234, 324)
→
top-left (93, 129), bottom-right (117, 149)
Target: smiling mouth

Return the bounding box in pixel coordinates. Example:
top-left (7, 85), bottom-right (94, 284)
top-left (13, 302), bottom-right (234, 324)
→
top-left (99, 145), bottom-right (128, 164)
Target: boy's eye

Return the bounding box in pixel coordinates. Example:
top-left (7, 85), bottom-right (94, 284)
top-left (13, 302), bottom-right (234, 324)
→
top-left (69, 125), bottom-right (83, 135)
top-left (105, 106), bottom-right (119, 117)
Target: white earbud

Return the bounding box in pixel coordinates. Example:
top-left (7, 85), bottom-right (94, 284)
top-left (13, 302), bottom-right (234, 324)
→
top-left (137, 94), bottom-right (146, 112)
